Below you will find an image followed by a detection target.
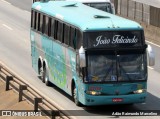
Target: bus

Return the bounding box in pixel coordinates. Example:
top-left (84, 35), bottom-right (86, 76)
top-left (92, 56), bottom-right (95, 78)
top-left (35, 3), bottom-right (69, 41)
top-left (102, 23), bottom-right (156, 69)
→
top-left (32, 0), bottom-right (115, 14)
top-left (59, 0), bottom-right (115, 14)
top-left (30, 1), bottom-right (155, 106)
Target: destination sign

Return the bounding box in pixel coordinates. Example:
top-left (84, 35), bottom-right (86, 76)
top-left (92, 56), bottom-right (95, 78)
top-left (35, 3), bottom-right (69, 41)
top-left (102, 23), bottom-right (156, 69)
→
top-left (84, 31), bottom-right (143, 48)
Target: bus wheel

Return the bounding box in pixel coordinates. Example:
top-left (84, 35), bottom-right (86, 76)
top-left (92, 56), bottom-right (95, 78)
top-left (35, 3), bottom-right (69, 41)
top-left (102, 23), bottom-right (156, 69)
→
top-left (39, 67), bottom-right (43, 80)
top-left (73, 85), bottom-right (81, 106)
top-left (42, 67), bottom-right (46, 83)
top-left (43, 67), bottom-right (51, 86)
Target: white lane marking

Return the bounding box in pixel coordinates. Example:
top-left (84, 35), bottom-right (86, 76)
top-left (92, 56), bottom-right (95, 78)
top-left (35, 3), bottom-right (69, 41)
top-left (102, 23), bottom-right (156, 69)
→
top-left (23, 39), bottom-right (30, 44)
top-left (148, 66), bottom-right (154, 70)
top-left (24, 10), bottom-right (30, 14)
top-left (146, 40), bottom-right (160, 48)
top-left (1, 0), bottom-right (11, 5)
top-left (2, 24), bottom-right (13, 30)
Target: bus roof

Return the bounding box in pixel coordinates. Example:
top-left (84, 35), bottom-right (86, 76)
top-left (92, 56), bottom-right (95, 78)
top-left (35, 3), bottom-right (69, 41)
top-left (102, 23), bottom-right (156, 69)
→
top-left (32, 1), bottom-right (142, 31)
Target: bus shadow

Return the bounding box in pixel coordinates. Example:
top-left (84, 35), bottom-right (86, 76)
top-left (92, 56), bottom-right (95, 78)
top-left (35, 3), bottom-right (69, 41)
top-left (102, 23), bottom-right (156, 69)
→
top-left (49, 83), bottom-right (73, 100)
top-left (82, 92), bottom-right (160, 116)
top-left (36, 76), bottom-right (73, 101)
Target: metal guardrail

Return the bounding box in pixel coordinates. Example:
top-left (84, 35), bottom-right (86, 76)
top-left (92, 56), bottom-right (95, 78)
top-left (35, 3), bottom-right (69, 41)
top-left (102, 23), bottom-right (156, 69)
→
top-left (0, 62), bottom-right (72, 119)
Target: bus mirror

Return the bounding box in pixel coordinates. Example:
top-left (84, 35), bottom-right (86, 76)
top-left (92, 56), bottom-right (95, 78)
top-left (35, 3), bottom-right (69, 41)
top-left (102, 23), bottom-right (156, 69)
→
top-left (147, 45), bottom-right (155, 66)
top-left (79, 46), bottom-right (86, 68)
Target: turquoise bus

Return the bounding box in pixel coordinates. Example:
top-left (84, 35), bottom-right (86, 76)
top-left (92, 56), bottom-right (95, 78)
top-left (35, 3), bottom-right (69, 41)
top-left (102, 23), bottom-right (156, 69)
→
top-left (30, 1), bottom-right (155, 106)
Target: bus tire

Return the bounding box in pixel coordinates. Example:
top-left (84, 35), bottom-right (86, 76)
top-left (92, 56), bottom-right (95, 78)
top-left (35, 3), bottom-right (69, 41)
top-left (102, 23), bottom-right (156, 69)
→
top-left (73, 85), bottom-right (81, 106)
top-left (45, 71), bottom-right (51, 86)
top-left (45, 78), bottom-right (51, 86)
top-left (39, 67), bottom-right (43, 80)
top-left (42, 67), bottom-right (51, 86)
top-left (42, 67), bottom-right (47, 83)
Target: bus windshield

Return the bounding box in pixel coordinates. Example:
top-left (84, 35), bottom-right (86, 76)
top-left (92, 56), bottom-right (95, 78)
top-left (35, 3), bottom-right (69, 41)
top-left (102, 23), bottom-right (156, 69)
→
top-left (84, 2), bottom-right (112, 13)
top-left (87, 51), bottom-right (147, 82)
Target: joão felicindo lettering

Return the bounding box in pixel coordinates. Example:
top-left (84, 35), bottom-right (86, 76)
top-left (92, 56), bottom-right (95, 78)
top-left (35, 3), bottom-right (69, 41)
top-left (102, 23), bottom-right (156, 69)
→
top-left (93, 35), bottom-right (138, 47)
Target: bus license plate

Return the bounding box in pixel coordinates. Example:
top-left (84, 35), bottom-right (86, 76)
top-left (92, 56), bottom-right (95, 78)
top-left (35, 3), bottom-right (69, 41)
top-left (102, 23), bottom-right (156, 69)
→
top-left (112, 98), bottom-right (123, 102)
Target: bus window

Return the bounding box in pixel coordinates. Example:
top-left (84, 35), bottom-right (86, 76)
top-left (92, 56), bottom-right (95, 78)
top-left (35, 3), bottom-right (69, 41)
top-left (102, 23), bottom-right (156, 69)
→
top-left (57, 21), bottom-right (64, 43)
top-left (42, 15), bottom-right (46, 34)
top-left (39, 13), bottom-right (43, 33)
top-left (51, 19), bottom-right (55, 38)
top-left (37, 13), bottom-right (41, 31)
top-left (70, 27), bottom-right (76, 49)
top-left (87, 54), bottom-right (116, 82)
top-left (64, 24), bottom-right (70, 45)
top-left (33, 11), bottom-right (37, 29)
top-left (85, 3), bottom-right (112, 13)
top-left (48, 17), bottom-right (52, 37)
top-left (58, 0), bottom-right (115, 14)
top-left (45, 16), bottom-right (49, 35)
top-left (54, 20), bottom-right (58, 40)
top-left (76, 30), bottom-right (82, 49)
top-left (31, 10), bottom-right (33, 28)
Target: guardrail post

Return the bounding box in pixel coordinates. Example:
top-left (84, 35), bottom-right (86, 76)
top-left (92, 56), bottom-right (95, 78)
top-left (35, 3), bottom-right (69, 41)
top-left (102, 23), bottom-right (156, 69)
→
top-left (51, 110), bottom-right (59, 119)
top-left (34, 98), bottom-right (42, 112)
top-left (5, 76), bottom-right (13, 91)
top-left (0, 66), bottom-right (1, 77)
top-left (19, 85), bottom-right (27, 102)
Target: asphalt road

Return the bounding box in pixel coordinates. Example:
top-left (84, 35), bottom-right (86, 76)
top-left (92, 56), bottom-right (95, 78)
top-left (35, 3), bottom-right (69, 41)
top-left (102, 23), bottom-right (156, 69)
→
top-left (5, 0), bottom-right (32, 11)
top-left (0, 0), bottom-right (160, 119)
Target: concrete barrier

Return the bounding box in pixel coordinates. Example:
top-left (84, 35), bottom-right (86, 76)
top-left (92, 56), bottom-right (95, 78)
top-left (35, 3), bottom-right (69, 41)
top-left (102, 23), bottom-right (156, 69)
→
top-left (112, 0), bottom-right (160, 45)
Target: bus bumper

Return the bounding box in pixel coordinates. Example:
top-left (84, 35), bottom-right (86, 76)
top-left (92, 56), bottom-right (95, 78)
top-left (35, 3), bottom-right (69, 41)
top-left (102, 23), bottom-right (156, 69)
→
top-left (81, 93), bottom-right (147, 106)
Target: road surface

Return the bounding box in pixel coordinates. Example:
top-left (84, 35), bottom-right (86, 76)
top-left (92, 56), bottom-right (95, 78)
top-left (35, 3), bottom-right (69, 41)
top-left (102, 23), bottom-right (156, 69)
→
top-left (0, 0), bottom-right (160, 119)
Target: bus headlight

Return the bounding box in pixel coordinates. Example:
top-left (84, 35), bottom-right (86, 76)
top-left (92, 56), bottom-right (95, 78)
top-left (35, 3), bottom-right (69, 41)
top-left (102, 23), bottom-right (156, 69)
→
top-left (86, 91), bottom-right (101, 96)
top-left (133, 89), bottom-right (146, 94)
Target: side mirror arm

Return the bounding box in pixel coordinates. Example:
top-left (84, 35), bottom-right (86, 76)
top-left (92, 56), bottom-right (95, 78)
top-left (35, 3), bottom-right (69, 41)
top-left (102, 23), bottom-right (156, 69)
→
top-left (147, 45), bottom-right (155, 66)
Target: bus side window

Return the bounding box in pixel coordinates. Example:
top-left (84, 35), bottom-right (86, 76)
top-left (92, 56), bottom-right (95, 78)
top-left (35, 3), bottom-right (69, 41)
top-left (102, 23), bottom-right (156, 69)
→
top-left (62, 23), bottom-right (65, 43)
top-left (51, 18), bottom-right (55, 38)
top-left (42, 15), bottom-right (46, 34)
top-left (40, 13), bottom-right (43, 33)
top-left (45, 16), bottom-right (49, 36)
top-left (31, 10), bottom-right (34, 28)
top-left (57, 21), bottom-right (64, 43)
top-left (37, 13), bottom-right (41, 31)
top-left (48, 17), bottom-right (51, 37)
top-left (64, 24), bottom-right (70, 45)
top-left (54, 20), bottom-right (58, 40)
top-left (33, 11), bottom-right (37, 29)
top-left (76, 30), bottom-right (82, 49)
top-left (70, 27), bottom-right (76, 49)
